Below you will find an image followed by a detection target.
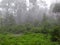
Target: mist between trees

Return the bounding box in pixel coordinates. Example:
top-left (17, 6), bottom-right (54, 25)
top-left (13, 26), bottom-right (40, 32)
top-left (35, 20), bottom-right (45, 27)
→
top-left (0, 0), bottom-right (60, 45)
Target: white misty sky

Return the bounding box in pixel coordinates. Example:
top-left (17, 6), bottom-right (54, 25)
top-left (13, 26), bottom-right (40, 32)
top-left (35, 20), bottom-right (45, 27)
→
top-left (25, 0), bottom-right (57, 10)
top-left (0, 0), bottom-right (2, 2)
top-left (0, 0), bottom-right (60, 11)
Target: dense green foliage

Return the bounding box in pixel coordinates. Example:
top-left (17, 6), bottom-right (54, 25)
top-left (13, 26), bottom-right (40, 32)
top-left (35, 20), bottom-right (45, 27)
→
top-left (0, 23), bottom-right (60, 45)
top-left (0, 33), bottom-right (59, 45)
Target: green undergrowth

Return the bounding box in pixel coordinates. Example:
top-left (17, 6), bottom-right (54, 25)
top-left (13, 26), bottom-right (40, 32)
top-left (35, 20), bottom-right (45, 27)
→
top-left (0, 33), bottom-right (59, 45)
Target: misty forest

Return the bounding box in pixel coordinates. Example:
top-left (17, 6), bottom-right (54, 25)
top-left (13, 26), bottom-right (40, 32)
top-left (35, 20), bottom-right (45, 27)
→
top-left (0, 0), bottom-right (60, 45)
